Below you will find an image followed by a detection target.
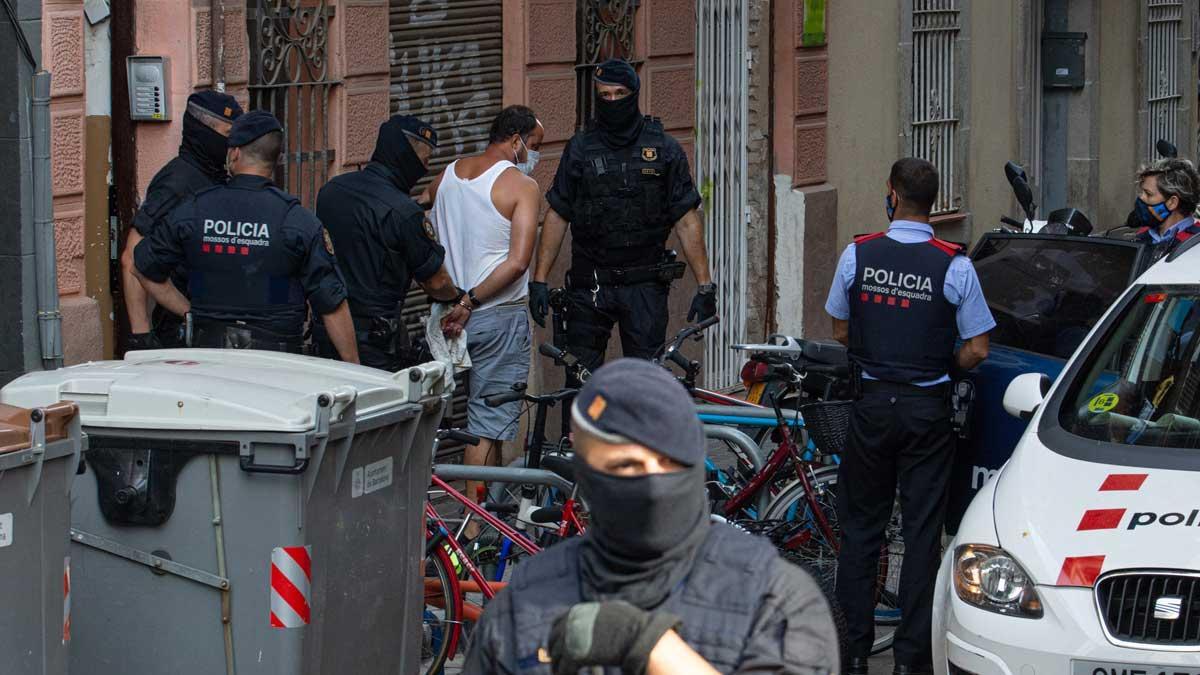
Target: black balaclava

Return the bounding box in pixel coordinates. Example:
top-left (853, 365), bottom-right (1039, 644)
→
top-left (576, 458), bottom-right (709, 609)
top-left (370, 116), bottom-right (434, 193)
top-left (569, 358), bottom-right (711, 610)
top-left (593, 59), bottom-right (644, 148)
top-left (181, 111), bottom-right (231, 180)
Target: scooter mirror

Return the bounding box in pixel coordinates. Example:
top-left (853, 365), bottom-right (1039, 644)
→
top-left (1156, 139), bottom-right (1178, 159)
top-left (1004, 161), bottom-right (1036, 221)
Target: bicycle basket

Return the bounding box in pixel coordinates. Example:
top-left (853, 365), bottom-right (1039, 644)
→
top-left (799, 400), bottom-right (853, 455)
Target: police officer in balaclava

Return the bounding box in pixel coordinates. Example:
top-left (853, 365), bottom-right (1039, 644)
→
top-left (529, 59), bottom-right (717, 387)
top-left (313, 114), bottom-right (468, 370)
top-left (464, 359), bottom-right (839, 674)
top-left (121, 90), bottom-right (243, 350)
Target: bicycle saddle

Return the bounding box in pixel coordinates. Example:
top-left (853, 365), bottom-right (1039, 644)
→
top-left (540, 454), bottom-right (575, 484)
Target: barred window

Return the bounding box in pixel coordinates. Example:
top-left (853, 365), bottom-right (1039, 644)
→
top-left (910, 0), bottom-right (961, 215)
top-left (1147, 0), bottom-right (1183, 160)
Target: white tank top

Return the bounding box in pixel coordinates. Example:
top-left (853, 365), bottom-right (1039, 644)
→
top-left (431, 159), bottom-right (528, 310)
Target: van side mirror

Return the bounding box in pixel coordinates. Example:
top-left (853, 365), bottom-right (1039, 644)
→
top-left (1003, 373), bottom-right (1052, 421)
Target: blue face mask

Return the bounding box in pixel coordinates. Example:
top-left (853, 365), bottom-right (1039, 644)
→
top-left (885, 194), bottom-right (896, 221)
top-left (1135, 197), bottom-right (1172, 226)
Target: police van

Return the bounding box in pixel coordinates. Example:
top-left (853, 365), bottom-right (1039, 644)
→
top-left (932, 236), bottom-right (1200, 674)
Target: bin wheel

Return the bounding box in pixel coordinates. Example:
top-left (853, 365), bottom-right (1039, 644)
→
top-left (422, 542), bottom-right (462, 673)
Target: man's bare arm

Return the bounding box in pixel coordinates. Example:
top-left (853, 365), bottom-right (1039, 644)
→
top-left (832, 317), bottom-right (849, 346)
top-left (121, 229), bottom-right (153, 332)
top-left (418, 267), bottom-right (463, 302)
top-left (673, 208), bottom-right (712, 285)
top-left (955, 333), bottom-right (989, 371)
top-left (417, 169), bottom-right (446, 209)
top-left (320, 301), bottom-right (361, 365)
top-left (533, 207), bottom-right (569, 283)
top-left (133, 268), bottom-right (191, 317)
top-left (471, 176), bottom-right (539, 301)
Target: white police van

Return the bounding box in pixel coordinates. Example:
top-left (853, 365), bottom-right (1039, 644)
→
top-left (933, 236), bottom-right (1200, 674)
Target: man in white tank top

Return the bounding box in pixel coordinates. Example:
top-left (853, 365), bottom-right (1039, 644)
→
top-left (425, 106), bottom-right (544, 533)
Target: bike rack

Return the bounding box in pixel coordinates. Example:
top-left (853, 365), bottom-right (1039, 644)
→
top-left (432, 464), bottom-right (575, 495)
top-left (702, 425), bottom-right (770, 517)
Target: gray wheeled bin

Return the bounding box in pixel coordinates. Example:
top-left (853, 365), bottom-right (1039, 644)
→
top-left (0, 401), bottom-right (84, 675)
top-left (0, 350), bottom-right (451, 675)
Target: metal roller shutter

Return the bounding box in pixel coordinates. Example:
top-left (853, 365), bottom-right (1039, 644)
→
top-left (390, 0), bottom-right (505, 459)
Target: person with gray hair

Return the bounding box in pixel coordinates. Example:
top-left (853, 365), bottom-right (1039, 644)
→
top-left (1133, 157), bottom-right (1200, 260)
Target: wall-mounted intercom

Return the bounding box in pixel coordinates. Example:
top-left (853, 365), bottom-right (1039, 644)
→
top-left (127, 56), bottom-right (171, 121)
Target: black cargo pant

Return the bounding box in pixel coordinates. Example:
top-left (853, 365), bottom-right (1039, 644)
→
top-left (835, 380), bottom-right (954, 667)
top-left (564, 281), bottom-right (671, 375)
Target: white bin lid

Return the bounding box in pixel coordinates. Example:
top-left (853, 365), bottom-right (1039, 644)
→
top-left (0, 349), bottom-right (449, 433)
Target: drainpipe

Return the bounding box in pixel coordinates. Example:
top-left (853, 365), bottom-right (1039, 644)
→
top-left (211, 0), bottom-right (226, 91)
top-left (32, 71), bottom-right (64, 370)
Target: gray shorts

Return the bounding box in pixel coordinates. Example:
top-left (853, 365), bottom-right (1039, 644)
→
top-left (466, 303), bottom-right (531, 441)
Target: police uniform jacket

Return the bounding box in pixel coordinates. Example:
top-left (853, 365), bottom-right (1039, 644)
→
top-left (314, 162), bottom-right (445, 319)
top-left (134, 174), bottom-right (347, 337)
top-left (546, 119), bottom-right (701, 272)
top-left (132, 152), bottom-right (224, 291)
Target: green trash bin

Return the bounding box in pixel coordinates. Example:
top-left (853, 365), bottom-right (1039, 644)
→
top-left (0, 402), bottom-right (84, 675)
top-left (0, 350), bottom-right (451, 675)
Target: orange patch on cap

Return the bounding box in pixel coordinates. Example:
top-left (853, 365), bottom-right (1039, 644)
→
top-left (587, 395), bottom-right (607, 421)
top-left (595, 67), bottom-right (603, 77)
top-left (223, 107), bottom-right (233, 118)
top-left (422, 128), bottom-right (432, 139)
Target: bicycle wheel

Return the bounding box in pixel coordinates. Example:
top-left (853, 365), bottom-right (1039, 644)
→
top-left (422, 542), bottom-right (462, 675)
top-left (761, 469), bottom-right (903, 655)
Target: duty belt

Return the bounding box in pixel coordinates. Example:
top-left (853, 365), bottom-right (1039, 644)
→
top-left (566, 261), bottom-right (686, 288)
top-left (191, 318), bottom-right (304, 353)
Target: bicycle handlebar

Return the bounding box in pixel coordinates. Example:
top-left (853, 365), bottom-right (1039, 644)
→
top-left (437, 429), bottom-right (482, 445)
top-left (484, 390), bottom-right (527, 407)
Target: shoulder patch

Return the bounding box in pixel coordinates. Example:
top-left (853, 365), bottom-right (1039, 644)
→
top-left (928, 237), bottom-right (963, 257)
top-left (853, 231), bottom-right (888, 245)
top-left (423, 217), bottom-right (438, 242)
top-left (322, 228), bottom-right (335, 255)
top-left (641, 147), bottom-right (658, 162)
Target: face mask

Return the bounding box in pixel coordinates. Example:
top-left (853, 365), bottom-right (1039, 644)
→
top-left (1135, 197), bottom-right (1172, 226)
top-left (182, 112), bottom-right (232, 179)
top-left (576, 461), bottom-right (707, 560)
top-left (516, 141), bottom-right (540, 176)
top-left (885, 193), bottom-right (897, 221)
top-left (594, 93), bottom-right (642, 146)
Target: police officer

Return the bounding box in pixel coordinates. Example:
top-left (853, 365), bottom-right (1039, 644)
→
top-left (464, 358), bottom-right (839, 674)
top-left (825, 158), bottom-right (993, 675)
top-left (1131, 157), bottom-right (1200, 263)
top-left (312, 115), bottom-right (467, 370)
top-left (530, 58), bottom-right (715, 375)
top-left (133, 111), bottom-right (360, 362)
top-left (121, 90), bottom-right (243, 349)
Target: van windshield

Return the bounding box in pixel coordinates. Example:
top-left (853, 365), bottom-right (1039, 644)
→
top-left (1059, 287), bottom-right (1200, 449)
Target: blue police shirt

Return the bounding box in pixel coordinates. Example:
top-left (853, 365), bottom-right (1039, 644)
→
top-left (825, 220), bottom-right (996, 385)
top-left (1144, 216), bottom-right (1196, 244)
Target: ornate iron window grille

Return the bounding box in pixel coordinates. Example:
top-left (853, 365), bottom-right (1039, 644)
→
top-left (576, 0), bottom-right (640, 129)
top-left (246, 0), bottom-right (340, 208)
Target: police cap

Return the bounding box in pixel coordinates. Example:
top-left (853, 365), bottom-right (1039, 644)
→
top-left (570, 358), bottom-right (704, 467)
top-left (227, 110), bottom-right (283, 148)
top-left (187, 90), bottom-right (243, 122)
top-left (388, 115), bottom-right (439, 150)
top-left (593, 58), bottom-right (640, 93)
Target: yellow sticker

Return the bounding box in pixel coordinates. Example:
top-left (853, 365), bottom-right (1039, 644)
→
top-left (1087, 392), bottom-right (1120, 413)
top-left (1153, 376), bottom-right (1175, 408)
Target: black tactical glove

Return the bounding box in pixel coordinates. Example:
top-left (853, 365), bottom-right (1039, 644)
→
top-left (126, 332), bottom-right (162, 351)
top-left (548, 601), bottom-right (680, 675)
top-left (529, 281), bottom-right (550, 327)
top-left (687, 284), bottom-right (718, 323)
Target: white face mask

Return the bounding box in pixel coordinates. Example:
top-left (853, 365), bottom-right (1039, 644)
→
top-left (515, 137), bottom-right (540, 176)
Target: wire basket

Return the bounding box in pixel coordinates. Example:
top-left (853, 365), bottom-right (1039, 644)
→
top-left (799, 400), bottom-right (853, 456)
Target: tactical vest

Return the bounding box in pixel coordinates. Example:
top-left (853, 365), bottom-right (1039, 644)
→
top-left (849, 233), bottom-right (959, 384)
top-left (570, 118), bottom-right (673, 268)
top-left (504, 524), bottom-right (777, 673)
top-left (187, 180), bottom-right (307, 336)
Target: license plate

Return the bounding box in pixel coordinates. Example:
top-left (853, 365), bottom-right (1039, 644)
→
top-left (1072, 659), bottom-right (1200, 675)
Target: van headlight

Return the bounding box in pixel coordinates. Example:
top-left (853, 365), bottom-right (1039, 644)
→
top-left (954, 544), bottom-right (1044, 618)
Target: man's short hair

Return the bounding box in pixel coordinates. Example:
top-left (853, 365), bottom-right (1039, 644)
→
top-left (1138, 158), bottom-right (1200, 215)
top-left (888, 157), bottom-right (940, 215)
top-left (488, 105), bottom-right (537, 144)
top-left (239, 130), bottom-right (283, 167)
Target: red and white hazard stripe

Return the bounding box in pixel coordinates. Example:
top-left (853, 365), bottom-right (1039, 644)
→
top-left (270, 546), bottom-right (312, 628)
top-left (62, 556), bottom-right (70, 644)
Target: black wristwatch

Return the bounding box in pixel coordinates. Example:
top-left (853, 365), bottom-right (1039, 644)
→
top-left (697, 283), bottom-right (717, 295)
top-left (467, 287), bottom-right (483, 308)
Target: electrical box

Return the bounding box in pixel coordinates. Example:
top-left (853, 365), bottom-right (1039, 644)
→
top-left (1042, 32), bottom-right (1087, 89)
top-left (127, 56), bottom-right (170, 121)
